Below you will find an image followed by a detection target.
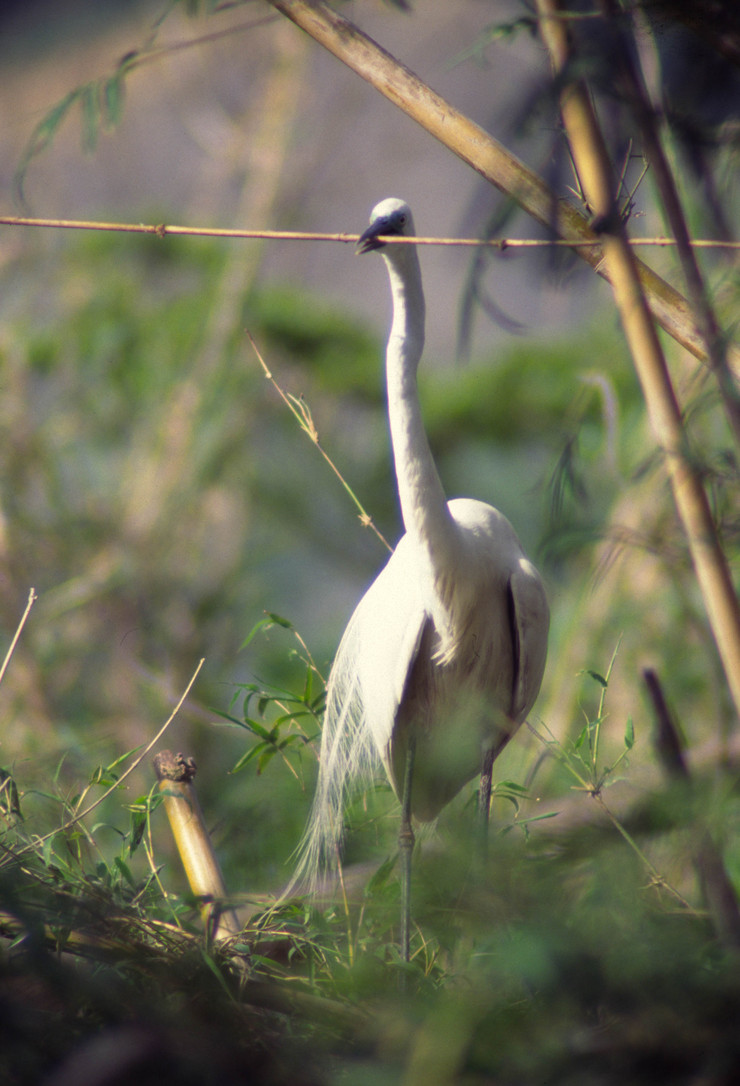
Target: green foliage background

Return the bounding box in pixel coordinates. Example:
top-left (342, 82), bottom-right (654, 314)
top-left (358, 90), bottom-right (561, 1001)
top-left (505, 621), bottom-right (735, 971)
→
top-left (1, 1), bottom-right (740, 1083)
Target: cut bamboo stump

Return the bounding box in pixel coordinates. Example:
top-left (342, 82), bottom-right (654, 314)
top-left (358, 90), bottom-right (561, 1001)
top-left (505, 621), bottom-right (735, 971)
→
top-left (153, 750), bottom-right (240, 941)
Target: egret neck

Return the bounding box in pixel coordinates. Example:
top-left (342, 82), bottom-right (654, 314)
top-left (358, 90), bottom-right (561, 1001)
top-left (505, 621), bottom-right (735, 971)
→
top-left (380, 240), bottom-right (457, 571)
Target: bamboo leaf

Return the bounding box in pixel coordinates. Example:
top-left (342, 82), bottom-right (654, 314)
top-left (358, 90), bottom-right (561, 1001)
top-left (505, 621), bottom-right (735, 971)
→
top-left (113, 856), bottom-right (136, 887)
top-left (80, 81), bottom-right (101, 152)
top-left (242, 717), bottom-right (272, 741)
top-left (231, 742), bottom-right (269, 773)
top-left (240, 613), bottom-right (291, 650)
top-left (624, 717), bottom-right (635, 751)
top-left (102, 72), bottom-right (126, 130)
top-left (14, 88), bottom-right (82, 204)
top-left (127, 808), bottom-right (147, 855)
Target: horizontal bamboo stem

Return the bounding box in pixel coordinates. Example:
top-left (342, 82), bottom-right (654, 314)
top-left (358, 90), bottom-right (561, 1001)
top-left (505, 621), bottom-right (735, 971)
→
top-left (4, 212), bottom-right (740, 251)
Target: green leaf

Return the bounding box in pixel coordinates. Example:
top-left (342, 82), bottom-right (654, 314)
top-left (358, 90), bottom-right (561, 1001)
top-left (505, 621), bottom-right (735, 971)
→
top-left (515, 810), bottom-right (560, 829)
top-left (266, 612), bottom-right (293, 629)
top-left (276, 734), bottom-right (307, 751)
top-left (242, 717), bottom-right (272, 741)
top-left (127, 809), bottom-right (147, 855)
top-left (365, 854), bottom-right (397, 896)
top-left (106, 746), bottom-right (145, 773)
top-left (81, 81), bottom-right (101, 152)
top-left (102, 72), bottom-right (126, 129)
top-left (114, 856), bottom-right (136, 887)
top-left (257, 748), bottom-right (278, 774)
top-left (0, 768), bottom-right (22, 819)
top-left (89, 765), bottom-right (119, 788)
top-left (624, 717), bottom-right (635, 750)
top-left (14, 88), bottom-right (81, 205)
top-left (239, 612), bottom-right (293, 651)
top-left (231, 743), bottom-right (269, 773)
top-left (498, 793), bottom-right (521, 814)
top-left (497, 780), bottom-right (530, 797)
top-left (91, 821), bottom-right (124, 838)
top-left (446, 15), bottom-right (538, 69)
top-left (211, 709), bottom-right (249, 729)
top-left (41, 836), bottom-right (57, 868)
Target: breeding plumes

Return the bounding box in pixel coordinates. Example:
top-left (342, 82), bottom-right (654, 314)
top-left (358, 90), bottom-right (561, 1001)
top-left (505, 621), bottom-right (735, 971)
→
top-left (295, 199), bottom-right (549, 958)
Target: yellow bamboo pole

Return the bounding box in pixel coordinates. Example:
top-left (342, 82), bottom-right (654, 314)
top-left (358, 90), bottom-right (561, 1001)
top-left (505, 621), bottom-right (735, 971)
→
top-left (154, 750), bottom-right (241, 941)
top-left (534, 0), bottom-right (740, 721)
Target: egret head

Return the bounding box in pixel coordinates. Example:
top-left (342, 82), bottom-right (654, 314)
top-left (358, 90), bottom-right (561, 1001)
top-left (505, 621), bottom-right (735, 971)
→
top-left (357, 198), bottom-right (415, 254)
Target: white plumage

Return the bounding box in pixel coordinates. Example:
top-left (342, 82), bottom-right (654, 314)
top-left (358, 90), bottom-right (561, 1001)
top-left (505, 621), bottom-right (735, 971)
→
top-left (295, 200), bottom-right (549, 920)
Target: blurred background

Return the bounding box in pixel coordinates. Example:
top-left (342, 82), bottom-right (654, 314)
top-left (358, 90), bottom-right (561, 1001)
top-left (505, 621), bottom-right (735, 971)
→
top-left (0, 0), bottom-right (738, 901)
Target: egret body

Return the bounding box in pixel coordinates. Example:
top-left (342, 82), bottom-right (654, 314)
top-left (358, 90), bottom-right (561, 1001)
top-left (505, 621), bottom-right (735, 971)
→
top-left (296, 199), bottom-right (549, 958)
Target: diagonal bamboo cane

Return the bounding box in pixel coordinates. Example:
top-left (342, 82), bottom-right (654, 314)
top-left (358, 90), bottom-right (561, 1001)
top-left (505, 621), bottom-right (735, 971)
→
top-left (263, 0), bottom-right (739, 376)
top-left (264, 0), bottom-right (740, 721)
top-left (599, 0), bottom-right (740, 447)
top-left (534, 0), bottom-right (740, 721)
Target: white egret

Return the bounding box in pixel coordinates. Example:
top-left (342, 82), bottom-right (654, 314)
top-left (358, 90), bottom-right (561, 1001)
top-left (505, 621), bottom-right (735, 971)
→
top-left (295, 199), bottom-right (549, 960)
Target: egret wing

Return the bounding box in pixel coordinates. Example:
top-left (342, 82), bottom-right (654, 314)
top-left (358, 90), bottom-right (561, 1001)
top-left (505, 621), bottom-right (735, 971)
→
top-left (292, 536), bottom-right (427, 887)
top-left (508, 557), bottom-right (550, 722)
top-left (354, 536), bottom-right (428, 772)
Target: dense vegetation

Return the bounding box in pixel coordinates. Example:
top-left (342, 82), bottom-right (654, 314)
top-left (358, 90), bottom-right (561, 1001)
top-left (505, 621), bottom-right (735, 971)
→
top-left (1, 1), bottom-right (739, 1082)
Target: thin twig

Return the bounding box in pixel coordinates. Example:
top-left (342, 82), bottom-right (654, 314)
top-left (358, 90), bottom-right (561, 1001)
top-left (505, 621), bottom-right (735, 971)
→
top-left (527, 719), bottom-right (698, 913)
top-left (23, 659), bottom-right (205, 855)
top-left (0, 588), bottom-right (37, 687)
top-left (247, 331), bottom-right (393, 552)
top-left (590, 791), bottom-right (698, 913)
top-left (123, 11), bottom-right (281, 74)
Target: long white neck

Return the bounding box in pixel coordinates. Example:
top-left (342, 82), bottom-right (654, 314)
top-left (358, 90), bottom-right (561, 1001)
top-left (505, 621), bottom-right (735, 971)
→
top-left (382, 247), bottom-right (456, 565)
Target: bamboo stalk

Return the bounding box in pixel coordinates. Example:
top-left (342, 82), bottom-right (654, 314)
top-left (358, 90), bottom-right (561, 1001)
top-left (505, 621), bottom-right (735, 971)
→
top-left (601, 0), bottom-right (740, 446)
top-left (535, 0), bottom-right (740, 720)
top-left (154, 750), bottom-right (241, 941)
top-left (263, 0), bottom-right (739, 373)
top-left (3, 214), bottom-right (740, 252)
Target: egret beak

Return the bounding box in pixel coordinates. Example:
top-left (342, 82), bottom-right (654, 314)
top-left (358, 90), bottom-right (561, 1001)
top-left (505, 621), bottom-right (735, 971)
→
top-left (357, 217), bottom-right (390, 255)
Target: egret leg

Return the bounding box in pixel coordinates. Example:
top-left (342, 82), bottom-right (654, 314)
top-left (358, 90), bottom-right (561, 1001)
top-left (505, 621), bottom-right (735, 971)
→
top-left (399, 734), bottom-right (416, 965)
